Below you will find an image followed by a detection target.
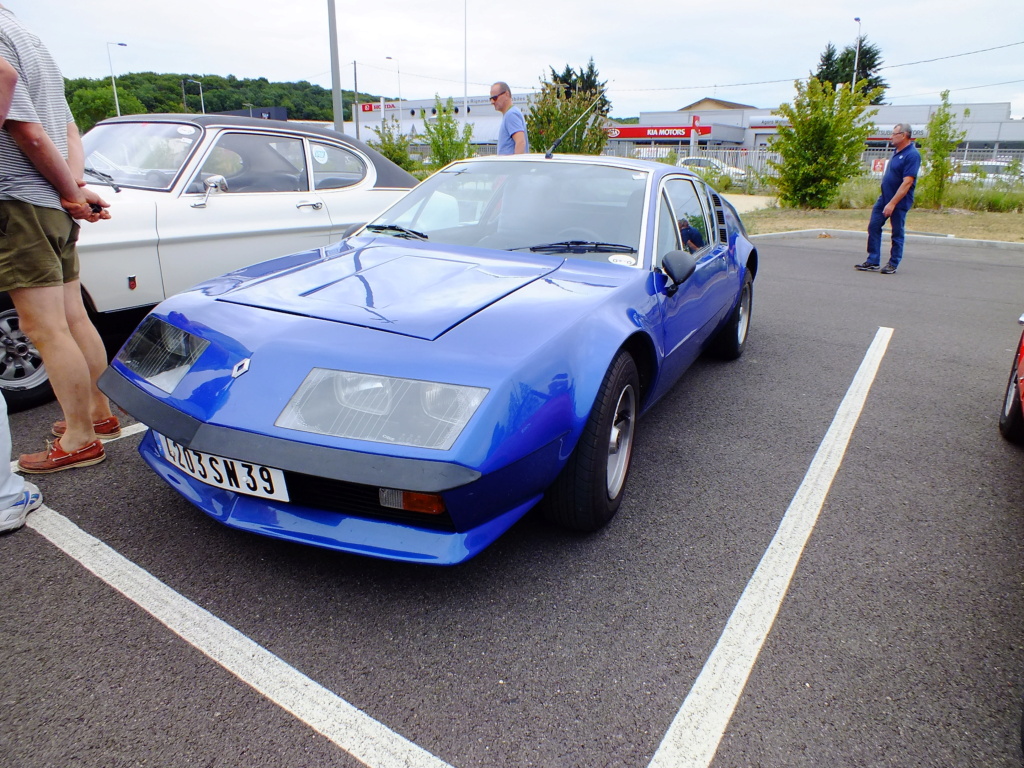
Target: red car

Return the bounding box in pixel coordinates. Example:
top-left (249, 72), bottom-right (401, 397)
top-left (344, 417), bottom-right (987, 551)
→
top-left (999, 313), bottom-right (1024, 444)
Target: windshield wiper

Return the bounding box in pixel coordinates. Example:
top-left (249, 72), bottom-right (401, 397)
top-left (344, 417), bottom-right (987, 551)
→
top-left (83, 167), bottom-right (121, 193)
top-left (365, 224), bottom-right (428, 241)
top-left (519, 240), bottom-right (637, 254)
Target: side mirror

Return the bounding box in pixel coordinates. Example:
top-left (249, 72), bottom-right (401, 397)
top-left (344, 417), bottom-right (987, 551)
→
top-left (662, 250), bottom-right (697, 287)
top-left (191, 174), bottom-right (229, 209)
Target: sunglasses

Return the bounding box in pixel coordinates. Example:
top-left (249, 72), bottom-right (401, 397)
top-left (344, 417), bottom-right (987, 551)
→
top-left (489, 92), bottom-right (507, 102)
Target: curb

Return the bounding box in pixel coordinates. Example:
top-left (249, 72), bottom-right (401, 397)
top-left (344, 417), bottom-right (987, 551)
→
top-left (749, 228), bottom-right (1024, 252)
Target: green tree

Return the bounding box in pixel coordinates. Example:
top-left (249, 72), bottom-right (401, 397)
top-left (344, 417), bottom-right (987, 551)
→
top-left (422, 95), bottom-right (473, 169)
top-left (813, 37), bottom-right (887, 104)
top-left (769, 77), bottom-right (879, 209)
top-left (68, 87), bottom-right (147, 132)
top-left (917, 90), bottom-right (969, 208)
top-left (526, 78), bottom-right (609, 156)
top-left (367, 116), bottom-right (417, 172)
top-left (548, 58), bottom-right (611, 117)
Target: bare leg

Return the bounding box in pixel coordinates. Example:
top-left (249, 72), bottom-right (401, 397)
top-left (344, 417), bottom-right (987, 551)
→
top-left (9, 284), bottom-right (97, 452)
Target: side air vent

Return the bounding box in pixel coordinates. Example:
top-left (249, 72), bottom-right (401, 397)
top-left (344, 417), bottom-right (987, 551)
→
top-left (709, 192), bottom-right (729, 244)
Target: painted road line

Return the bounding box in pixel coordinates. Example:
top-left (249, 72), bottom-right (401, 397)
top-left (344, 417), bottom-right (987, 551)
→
top-left (26, 506), bottom-right (454, 768)
top-left (648, 326), bottom-right (894, 768)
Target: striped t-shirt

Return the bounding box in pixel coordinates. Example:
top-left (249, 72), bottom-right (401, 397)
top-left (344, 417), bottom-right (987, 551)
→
top-left (0, 7), bottom-right (74, 210)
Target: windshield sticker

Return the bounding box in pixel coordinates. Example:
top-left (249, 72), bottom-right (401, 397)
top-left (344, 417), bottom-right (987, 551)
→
top-left (180, 137), bottom-right (193, 145)
top-left (312, 146), bottom-right (329, 165)
top-left (177, 126), bottom-right (197, 135)
top-left (609, 254), bottom-right (636, 266)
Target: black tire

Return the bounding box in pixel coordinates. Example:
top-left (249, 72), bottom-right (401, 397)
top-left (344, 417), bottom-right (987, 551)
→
top-left (0, 295), bottom-right (54, 412)
top-left (998, 344), bottom-right (1024, 444)
top-left (543, 350), bottom-right (639, 532)
top-left (709, 270), bottom-right (753, 360)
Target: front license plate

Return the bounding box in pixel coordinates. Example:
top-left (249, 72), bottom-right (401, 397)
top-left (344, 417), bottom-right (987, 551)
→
top-left (155, 432), bottom-right (289, 502)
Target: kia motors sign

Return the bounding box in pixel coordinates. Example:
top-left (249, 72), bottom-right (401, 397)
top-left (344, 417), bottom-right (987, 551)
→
top-left (605, 123), bottom-right (712, 140)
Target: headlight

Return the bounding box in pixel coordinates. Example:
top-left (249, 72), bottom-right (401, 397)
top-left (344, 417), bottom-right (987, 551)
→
top-left (276, 368), bottom-right (488, 450)
top-left (115, 316), bottom-right (209, 393)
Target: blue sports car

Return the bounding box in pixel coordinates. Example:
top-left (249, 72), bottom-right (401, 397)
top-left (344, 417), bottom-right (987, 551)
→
top-left (100, 154), bottom-right (758, 565)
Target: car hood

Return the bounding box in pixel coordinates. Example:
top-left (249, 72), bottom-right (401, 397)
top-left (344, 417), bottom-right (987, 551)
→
top-left (217, 241), bottom-right (561, 341)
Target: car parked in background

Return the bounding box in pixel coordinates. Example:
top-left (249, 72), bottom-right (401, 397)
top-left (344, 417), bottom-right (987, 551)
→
top-left (0, 114), bottom-right (417, 410)
top-left (101, 153), bottom-right (758, 565)
top-left (952, 159), bottom-right (1023, 187)
top-left (998, 313), bottom-right (1024, 444)
top-left (677, 156), bottom-right (747, 183)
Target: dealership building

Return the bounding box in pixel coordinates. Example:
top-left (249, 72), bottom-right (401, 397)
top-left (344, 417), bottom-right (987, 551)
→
top-left (336, 93), bottom-right (1024, 159)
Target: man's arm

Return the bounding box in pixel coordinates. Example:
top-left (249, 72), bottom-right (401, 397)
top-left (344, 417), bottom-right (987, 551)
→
top-left (0, 57), bottom-right (16, 124)
top-left (512, 130), bottom-right (526, 154)
top-left (4, 119), bottom-right (109, 220)
top-left (883, 176), bottom-right (915, 217)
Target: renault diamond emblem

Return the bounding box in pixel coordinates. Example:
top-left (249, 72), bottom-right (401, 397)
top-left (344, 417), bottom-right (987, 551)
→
top-left (231, 358), bottom-right (251, 378)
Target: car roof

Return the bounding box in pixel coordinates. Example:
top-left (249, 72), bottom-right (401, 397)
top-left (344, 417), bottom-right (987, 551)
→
top-left (94, 113), bottom-right (417, 189)
top-left (446, 152), bottom-right (702, 179)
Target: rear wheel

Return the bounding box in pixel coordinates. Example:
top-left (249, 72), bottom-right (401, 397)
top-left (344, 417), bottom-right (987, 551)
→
top-left (0, 295), bottom-right (53, 412)
top-left (543, 350), bottom-right (639, 532)
top-left (998, 348), bottom-right (1024, 444)
top-left (709, 270), bottom-right (753, 360)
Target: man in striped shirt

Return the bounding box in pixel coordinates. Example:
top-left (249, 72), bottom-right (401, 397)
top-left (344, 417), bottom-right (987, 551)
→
top-left (0, 5), bottom-right (117, 473)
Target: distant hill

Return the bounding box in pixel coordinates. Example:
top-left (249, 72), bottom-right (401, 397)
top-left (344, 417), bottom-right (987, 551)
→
top-left (65, 72), bottom-right (388, 132)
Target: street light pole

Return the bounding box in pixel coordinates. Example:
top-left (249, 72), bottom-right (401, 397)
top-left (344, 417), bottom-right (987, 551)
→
top-left (106, 42), bottom-right (127, 116)
top-left (242, 102), bottom-right (254, 117)
top-left (386, 56), bottom-right (401, 130)
top-left (187, 79), bottom-right (205, 114)
top-left (851, 17), bottom-right (862, 93)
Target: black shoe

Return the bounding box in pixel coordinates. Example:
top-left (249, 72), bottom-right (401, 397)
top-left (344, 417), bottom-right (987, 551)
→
top-left (880, 263), bottom-right (897, 274)
top-left (855, 261), bottom-right (880, 271)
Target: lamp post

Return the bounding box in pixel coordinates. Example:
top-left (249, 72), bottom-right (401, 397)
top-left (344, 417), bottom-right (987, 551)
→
top-left (386, 56), bottom-right (401, 129)
top-left (186, 78), bottom-right (205, 114)
top-left (851, 17), bottom-right (862, 93)
top-left (242, 102), bottom-right (254, 117)
top-left (106, 42), bottom-right (127, 116)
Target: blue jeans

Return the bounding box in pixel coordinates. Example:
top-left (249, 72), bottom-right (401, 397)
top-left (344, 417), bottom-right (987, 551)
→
top-left (866, 197), bottom-right (909, 268)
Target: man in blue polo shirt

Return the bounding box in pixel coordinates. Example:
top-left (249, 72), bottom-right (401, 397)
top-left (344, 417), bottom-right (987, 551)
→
top-left (855, 123), bottom-right (922, 274)
top-left (491, 81), bottom-right (528, 155)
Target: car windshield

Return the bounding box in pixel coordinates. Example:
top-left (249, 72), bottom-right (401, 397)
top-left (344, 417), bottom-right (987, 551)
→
top-left (81, 121), bottom-right (204, 191)
top-left (367, 160), bottom-right (649, 264)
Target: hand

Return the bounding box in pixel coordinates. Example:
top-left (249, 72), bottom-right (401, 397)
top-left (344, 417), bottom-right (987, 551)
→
top-left (62, 187), bottom-right (111, 222)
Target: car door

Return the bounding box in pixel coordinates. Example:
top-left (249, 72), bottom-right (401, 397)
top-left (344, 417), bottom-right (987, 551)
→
top-left (655, 177), bottom-right (728, 380)
top-left (307, 139), bottom-right (404, 238)
top-left (154, 129), bottom-right (333, 299)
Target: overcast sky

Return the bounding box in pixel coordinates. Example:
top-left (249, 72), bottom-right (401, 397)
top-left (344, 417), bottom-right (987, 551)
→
top-left (8, 0), bottom-right (1023, 120)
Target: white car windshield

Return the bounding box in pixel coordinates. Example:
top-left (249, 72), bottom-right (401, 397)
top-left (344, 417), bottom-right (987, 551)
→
top-left (82, 122), bottom-right (204, 191)
top-left (367, 160), bottom-right (649, 262)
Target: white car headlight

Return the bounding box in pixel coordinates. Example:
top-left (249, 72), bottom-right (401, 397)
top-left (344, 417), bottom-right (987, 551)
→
top-left (276, 368), bottom-right (488, 450)
top-left (116, 316), bottom-right (209, 393)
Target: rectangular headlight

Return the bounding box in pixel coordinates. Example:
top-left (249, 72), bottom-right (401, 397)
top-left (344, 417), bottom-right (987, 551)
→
top-left (115, 316), bottom-right (209, 393)
top-left (275, 368), bottom-right (488, 450)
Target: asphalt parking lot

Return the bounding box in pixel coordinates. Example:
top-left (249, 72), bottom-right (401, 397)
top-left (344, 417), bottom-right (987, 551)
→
top-left (1, 231), bottom-right (1023, 768)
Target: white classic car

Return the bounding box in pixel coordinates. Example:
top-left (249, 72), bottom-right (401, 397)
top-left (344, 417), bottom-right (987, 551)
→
top-left (0, 114), bottom-right (417, 409)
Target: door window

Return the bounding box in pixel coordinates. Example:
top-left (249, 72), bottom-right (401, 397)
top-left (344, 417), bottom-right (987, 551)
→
top-left (193, 133), bottom-right (307, 193)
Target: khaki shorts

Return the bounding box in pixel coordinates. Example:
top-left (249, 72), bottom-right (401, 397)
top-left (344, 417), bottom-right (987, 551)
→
top-left (0, 200), bottom-right (80, 292)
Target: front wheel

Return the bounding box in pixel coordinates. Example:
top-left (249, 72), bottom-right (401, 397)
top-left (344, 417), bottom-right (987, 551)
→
top-left (0, 296), bottom-right (53, 412)
top-left (998, 348), bottom-right (1024, 444)
top-left (543, 350), bottom-right (639, 532)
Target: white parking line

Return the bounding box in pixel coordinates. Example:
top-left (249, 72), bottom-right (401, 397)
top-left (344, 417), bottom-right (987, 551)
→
top-left (17, 329), bottom-right (890, 768)
top-left (648, 326), bottom-right (893, 768)
top-left (25, 506), bottom-right (454, 768)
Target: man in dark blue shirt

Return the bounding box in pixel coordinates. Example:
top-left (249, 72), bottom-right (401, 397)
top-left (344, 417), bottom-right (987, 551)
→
top-left (855, 123), bottom-right (922, 274)
top-left (678, 218), bottom-right (705, 253)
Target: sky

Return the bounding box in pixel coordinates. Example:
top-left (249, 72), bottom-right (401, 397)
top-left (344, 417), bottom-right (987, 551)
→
top-left (7, 0), bottom-right (1023, 120)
